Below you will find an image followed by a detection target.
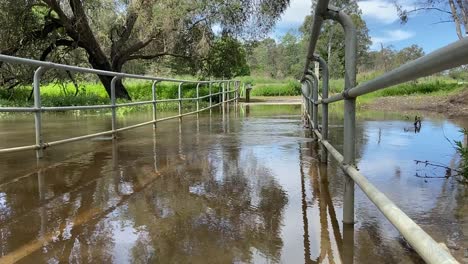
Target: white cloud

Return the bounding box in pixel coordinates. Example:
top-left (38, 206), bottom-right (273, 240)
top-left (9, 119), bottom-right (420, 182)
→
top-left (371, 29), bottom-right (414, 49)
top-left (277, 0), bottom-right (311, 28)
top-left (358, 0), bottom-right (414, 24)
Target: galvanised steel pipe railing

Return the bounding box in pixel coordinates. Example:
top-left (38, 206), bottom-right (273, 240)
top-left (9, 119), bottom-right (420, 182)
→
top-left (0, 54), bottom-right (241, 159)
top-left (301, 0), bottom-right (465, 263)
top-left (313, 55), bottom-right (329, 164)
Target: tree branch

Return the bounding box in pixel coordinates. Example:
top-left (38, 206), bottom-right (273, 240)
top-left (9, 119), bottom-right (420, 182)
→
top-left (126, 52), bottom-right (191, 61)
top-left (110, 1), bottom-right (144, 58)
top-left (449, 0), bottom-right (464, 39)
top-left (406, 7), bottom-right (453, 15)
top-left (431, 20), bottom-right (455, 25)
top-left (40, 39), bottom-right (75, 61)
top-left (43, 0), bottom-right (71, 24)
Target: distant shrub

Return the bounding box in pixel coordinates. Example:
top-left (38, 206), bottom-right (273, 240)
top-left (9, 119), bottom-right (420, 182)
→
top-left (250, 81), bottom-right (301, 96)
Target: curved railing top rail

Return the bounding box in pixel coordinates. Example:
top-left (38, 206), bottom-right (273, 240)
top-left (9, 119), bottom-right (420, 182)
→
top-left (0, 54), bottom-right (231, 84)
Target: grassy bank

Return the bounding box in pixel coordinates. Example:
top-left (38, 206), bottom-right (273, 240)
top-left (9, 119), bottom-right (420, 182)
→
top-left (0, 80), bottom-right (223, 111)
top-left (240, 74), bottom-right (465, 103)
top-left (238, 76), bottom-right (301, 96)
top-left (0, 74), bottom-right (464, 110)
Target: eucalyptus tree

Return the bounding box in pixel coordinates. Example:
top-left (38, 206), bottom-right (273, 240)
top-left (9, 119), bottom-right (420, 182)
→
top-left (300, 0), bottom-right (371, 78)
top-left (396, 0), bottom-right (467, 40)
top-left (0, 0), bottom-right (290, 99)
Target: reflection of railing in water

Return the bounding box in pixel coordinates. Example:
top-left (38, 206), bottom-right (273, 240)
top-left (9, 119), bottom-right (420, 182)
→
top-left (300, 140), bottom-right (352, 264)
top-left (300, 0), bottom-right (467, 263)
top-left (0, 54), bottom-right (241, 159)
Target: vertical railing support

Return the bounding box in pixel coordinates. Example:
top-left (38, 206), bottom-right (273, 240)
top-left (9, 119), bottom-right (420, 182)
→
top-left (304, 80), bottom-right (312, 125)
top-left (246, 84), bottom-right (251, 103)
top-left (209, 82), bottom-right (213, 108)
top-left (178, 82), bottom-right (183, 118)
top-left (33, 67), bottom-right (47, 159)
top-left (226, 81), bottom-right (230, 102)
top-left (326, 7), bottom-right (357, 224)
top-left (309, 72), bottom-right (319, 130)
top-left (110, 76), bottom-right (120, 139)
top-left (152, 80), bottom-right (158, 128)
top-left (196, 83), bottom-right (200, 112)
top-left (314, 55), bottom-right (329, 163)
top-left (236, 81), bottom-right (239, 102)
top-left (222, 82), bottom-right (226, 104)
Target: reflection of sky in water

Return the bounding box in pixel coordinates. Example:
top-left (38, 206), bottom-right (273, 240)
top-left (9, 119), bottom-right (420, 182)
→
top-left (357, 119), bottom-right (461, 216)
top-left (110, 217), bottom-right (141, 263)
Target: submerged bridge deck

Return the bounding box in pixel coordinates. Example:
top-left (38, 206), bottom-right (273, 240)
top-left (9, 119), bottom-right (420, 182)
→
top-left (1, 0), bottom-right (468, 262)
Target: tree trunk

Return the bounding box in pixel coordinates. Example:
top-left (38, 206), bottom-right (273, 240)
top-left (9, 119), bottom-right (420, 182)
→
top-left (87, 56), bottom-right (131, 100)
top-left (449, 0), bottom-right (464, 39)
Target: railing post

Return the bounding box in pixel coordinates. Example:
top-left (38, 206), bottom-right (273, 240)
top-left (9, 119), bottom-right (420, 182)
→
top-left (196, 83), bottom-right (200, 112)
top-left (209, 82), bottom-right (212, 108)
top-left (314, 55), bottom-right (329, 163)
top-left (222, 82), bottom-right (225, 104)
top-left (326, 7), bottom-right (357, 224)
top-left (152, 80), bottom-right (158, 128)
top-left (178, 82), bottom-right (183, 118)
top-left (227, 81), bottom-right (230, 102)
top-left (33, 67), bottom-right (47, 159)
top-left (306, 80), bottom-right (312, 126)
top-left (306, 78), bottom-right (316, 130)
top-left (110, 77), bottom-right (120, 139)
top-left (235, 81), bottom-right (239, 103)
top-left (309, 72), bottom-right (319, 130)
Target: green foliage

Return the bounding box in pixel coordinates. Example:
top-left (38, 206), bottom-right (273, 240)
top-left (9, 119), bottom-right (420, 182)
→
top-left (0, 0), bottom-right (290, 98)
top-left (373, 80), bottom-right (461, 97)
top-left (448, 68), bottom-right (468, 81)
top-left (327, 76), bottom-right (461, 99)
top-left (206, 35), bottom-right (250, 78)
top-left (454, 129), bottom-right (468, 183)
top-left (361, 44), bottom-right (425, 72)
top-left (250, 81), bottom-right (301, 96)
top-left (0, 80), bottom-right (218, 112)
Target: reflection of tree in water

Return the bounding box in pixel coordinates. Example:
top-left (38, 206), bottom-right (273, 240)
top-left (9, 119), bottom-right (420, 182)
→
top-left (0, 149), bottom-right (118, 262)
top-left (121, 120), bottom-right (288, 263)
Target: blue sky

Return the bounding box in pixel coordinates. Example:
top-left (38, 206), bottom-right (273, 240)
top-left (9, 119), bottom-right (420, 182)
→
top-left (272, 0), bottom-right (459, 52)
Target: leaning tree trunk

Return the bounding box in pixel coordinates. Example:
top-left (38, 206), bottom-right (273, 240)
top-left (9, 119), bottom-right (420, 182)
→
top-left (87, 56), bottom-right (131, 100)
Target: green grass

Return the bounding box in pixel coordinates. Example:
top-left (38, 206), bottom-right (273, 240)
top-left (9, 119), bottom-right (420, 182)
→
top-left (238, 74), bottom-right (461, 98)
top-left (0, 73), bottom-right (463, 111)
top-left (0, 80), bottom-right (223, 111)
top-left (236, 76), bottom-right (301, 96)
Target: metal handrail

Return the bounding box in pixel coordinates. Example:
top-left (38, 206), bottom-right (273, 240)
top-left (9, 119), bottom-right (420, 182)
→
top-left (301, 0), bottom-right (465, 263)
top-left (0, 55), bottom-right (241, 158)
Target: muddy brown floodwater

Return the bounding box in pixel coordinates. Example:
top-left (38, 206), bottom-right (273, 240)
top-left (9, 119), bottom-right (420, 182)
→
top-left (0, 105), bottom-right (466, 263)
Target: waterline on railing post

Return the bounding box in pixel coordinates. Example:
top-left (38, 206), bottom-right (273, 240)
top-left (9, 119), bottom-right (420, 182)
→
top-left (33, 67), bottom-right (47, 159)
top-left (152, 81), bottom-right (158, 128)
top-left (110, 77), bottom-right (120, 139)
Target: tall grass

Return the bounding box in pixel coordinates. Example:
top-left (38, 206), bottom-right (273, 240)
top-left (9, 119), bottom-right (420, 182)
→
top-left (0, 80), bottom-right (221, 110)
top-left (237, 76), bottom-right (301, 96)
